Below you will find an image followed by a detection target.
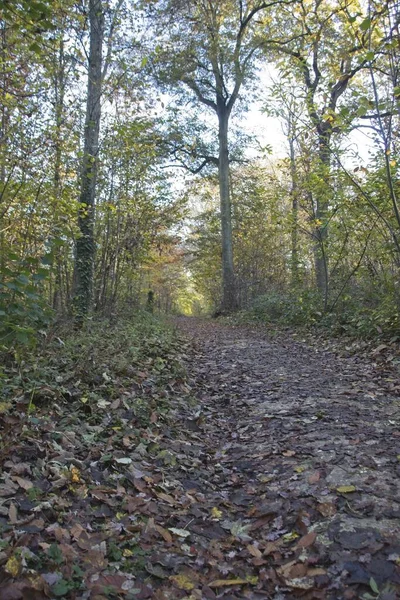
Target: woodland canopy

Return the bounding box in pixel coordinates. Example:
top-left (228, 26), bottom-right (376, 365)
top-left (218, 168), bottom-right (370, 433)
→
top-left (0, 0), bottom-right (399, 344)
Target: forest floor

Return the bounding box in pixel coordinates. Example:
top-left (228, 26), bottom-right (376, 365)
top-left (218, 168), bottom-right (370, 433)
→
top-left (1, 316), bottom-right (400, 599)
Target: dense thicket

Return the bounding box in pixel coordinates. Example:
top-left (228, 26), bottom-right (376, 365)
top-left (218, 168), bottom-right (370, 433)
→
top-left (0, 0), bottom-right (399, 348)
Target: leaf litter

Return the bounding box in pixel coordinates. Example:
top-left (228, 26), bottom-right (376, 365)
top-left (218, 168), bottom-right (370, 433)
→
top-left (0, 316), bottom-right (399, 599)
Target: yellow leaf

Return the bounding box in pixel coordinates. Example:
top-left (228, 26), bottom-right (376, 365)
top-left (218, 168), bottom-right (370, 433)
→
top-left (0, 402), bottom-right (11, 414)
top-left (282, 531), bottom-right (299, 542)
top-left (70, 466), bottom-right (81, 483)
top-left (390, 160), bottom-right (397, 167)
top-left (211, 507), bottom-right (222, 519)
top-left (5, 554), bottom-right (21, 577)
top-left (123, 549), bottom-right (133, 557)
top-left (337, 485), bottom-right (356, 493)
top-left (170, 574), bottom-right (195, 591)
top-left (294, 466), bottom-right (305, 473)
top-left (209, 576), bottom-right (258, 588)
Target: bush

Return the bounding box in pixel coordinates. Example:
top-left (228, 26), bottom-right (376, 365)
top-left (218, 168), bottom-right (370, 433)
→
top-left (0, 252), bottom-right (54, 350)
top-left (248, 288), bottom-right (400, 338)
top-left (249, 290), bottom-right (322, 326)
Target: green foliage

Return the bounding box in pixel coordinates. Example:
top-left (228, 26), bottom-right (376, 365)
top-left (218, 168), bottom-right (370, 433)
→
top-left (249, 290), bottom-right (322, 326)
top-left (244, 289), bottom-right (400, 339)
top-left (0, 312), bottom-right (185, 409)
top-left (0, 251), bottom-right (54, 350)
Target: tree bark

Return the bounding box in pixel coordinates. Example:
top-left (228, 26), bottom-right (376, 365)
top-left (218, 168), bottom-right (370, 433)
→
top-left (74, 0), bottom-right (104, 320)
top-left (288, 130), bottom-right (299, 287)
top-left (53, 34), bottom-right (66, 313)
top-left (217, 107), bottom-right (237, 312)
top-left (313, 129), bottom-right (330, 310)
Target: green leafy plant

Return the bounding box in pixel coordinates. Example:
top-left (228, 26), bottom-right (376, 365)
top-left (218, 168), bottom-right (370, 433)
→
top-left (0, 250), bottom-right (54, 350)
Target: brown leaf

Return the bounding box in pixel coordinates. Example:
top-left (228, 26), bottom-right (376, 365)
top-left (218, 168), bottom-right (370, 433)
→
top-left (12, 476), bottom-right (33, 491)
top-left (156, 492), bottom-right (176, 505)
top-left (247, 543), bottom-right (262, 559)
top-left (70, 522), bottom-right (85, 540)
top-left (282, 450), bottom-right (296, 457)
top-left (133, 478), bottom-right (147, 492)
top-left (8, 502), bottom-right (18, 524)
top-left (308, 471), bottom-right (320, 484)
top-left (263, 539), bottom-right (284, 555)
top-left (155, 524), bottom-right (173, 544)
top-left (297, 531), bottom-right (317, 548)
top-left (307, 567), bottom-right (327, 576)
top-left (317, 502), bottom-right (336, 517)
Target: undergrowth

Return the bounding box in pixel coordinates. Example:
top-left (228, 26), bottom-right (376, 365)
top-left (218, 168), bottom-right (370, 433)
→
top-left (234, 290), bottom-right (400, 340)
top-left (0, 312), bottom-right (186, 419)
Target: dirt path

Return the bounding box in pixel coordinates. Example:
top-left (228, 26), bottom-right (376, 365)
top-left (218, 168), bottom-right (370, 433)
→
top-left (1, 318), bottom-right (400, 599)
top-left (164, 317), bottom-right (400, 599)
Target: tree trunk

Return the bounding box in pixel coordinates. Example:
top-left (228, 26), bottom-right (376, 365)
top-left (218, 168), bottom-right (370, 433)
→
top-left (314, 130), bottom-right (331, 310)
top-left (74, 0), bottom-right (104, 320)
top-left (217, 108), bottom-right (237, 312)
top-left (288, 132), bottom-right (299, 287)
top-left (53, 34), bottom-right (65, 313)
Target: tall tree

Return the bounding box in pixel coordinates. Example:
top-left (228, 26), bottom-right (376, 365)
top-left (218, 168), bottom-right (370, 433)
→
top-left (267, 0), bottom-right (371, 308)
top-left (74, 0), bottom-right (104, 319)
top-left (151, 0), bottom-right (296, 312)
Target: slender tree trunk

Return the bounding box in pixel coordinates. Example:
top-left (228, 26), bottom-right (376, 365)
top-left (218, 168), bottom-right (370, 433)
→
top-left (314, 130), bottom-right (331, 310)
top-left (217, 107), bottom-right (237, 312)
top-left (74, 0), bottom-right (104, 320)
top-left (53, 35), bottom-right (65, 313)
top-left (288, 132), bottom-right (299, 287)
top-left (0, 22), bottom-right (9, 273)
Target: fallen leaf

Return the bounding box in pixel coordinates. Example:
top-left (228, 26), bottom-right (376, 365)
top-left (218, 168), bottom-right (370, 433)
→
top-left (294, 466), bottom-right (306, 473)
top-left (208, 577), bottom-right (258, 587)
top-left (169, 527), bottom-right (191, 538)
top-left (282, 531), bottom-right (299, 543)
top-left (308, 471), bottom-right (320, 484)
top-left (157, 492), bottom-right (176, 505)
top-left (5, 554), bottom-right (22, 577)
top-left (336, 485), bottom-right (356, 493)
top-left (227, 520), bottom-right (253, 541)
top-left (247, 543), bottom-right (262, 559)
top-left (211, 507), bottom-right (222, 519)
top-left (373, 344), bottom-right (388, 354)
top-left (284, 576), bottom-right (315, 590)
top-left (317, 502), bottom-right (336, 517)
top-left (115, 457), bottom-right (132, 465)
top-left (307, 567), bottom-right (327, 576)
top-left (278, 561), bottom-right (307, 580)
top-left (283, 450), bottom-right (296, 457)
top-left (155, 524), bottom-right (173, 543)
top-left (70, 466), bottom-right (81, 483)
top-left (8, 502), bottom-right (18, 524)
top-left (297, 531), bottom-right (317, 548)
top-left (97, 399), bottom-right (111, 409)
top-left (170, 574), bottom-right (195, 591)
